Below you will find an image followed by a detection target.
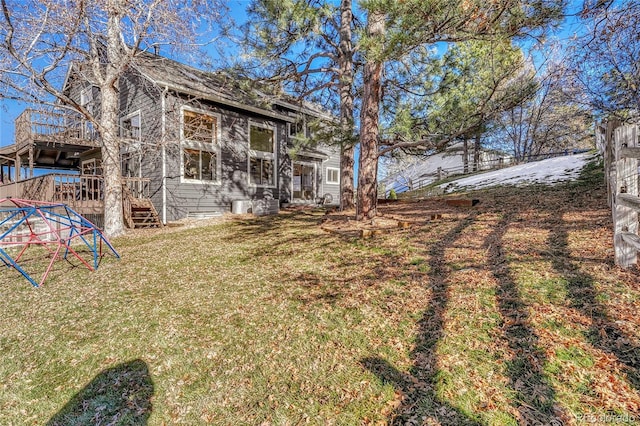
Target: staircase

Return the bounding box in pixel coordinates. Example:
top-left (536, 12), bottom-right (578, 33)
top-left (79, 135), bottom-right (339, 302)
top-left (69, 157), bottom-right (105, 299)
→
top-left (122, 182), bottom-right (163, 229)
top-left (129, 198), bottom-right (162, 229)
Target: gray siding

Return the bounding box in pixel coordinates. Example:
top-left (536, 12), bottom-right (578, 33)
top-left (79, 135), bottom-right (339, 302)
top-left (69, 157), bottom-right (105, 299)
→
top-left (118, 72), bottom-right (165, 220)
top-left (319, 145), bottom-right (341, 204)
top-left (161, 94), bottom-right (291, 221)
top-left (71, 67), bottom-right (342, 222)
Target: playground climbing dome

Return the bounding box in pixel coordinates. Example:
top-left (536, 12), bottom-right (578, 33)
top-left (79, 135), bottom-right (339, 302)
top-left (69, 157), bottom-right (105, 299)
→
top-left (0, 198), bottom-right (119, 287)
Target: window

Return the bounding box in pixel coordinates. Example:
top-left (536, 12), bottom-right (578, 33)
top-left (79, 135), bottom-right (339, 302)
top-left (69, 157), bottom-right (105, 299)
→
top-left (121, 151), bottom-right (141, 178)
top-left (120, 112), bottom-right (141, 140)
top-left (181, 107), bottom-right (220, 183)
top-left (288, 120), bottom-right (305, 137)
top-left (249, 123), bottom-right (276, 186)
top-left (82, 158), bottom-right (102, 176)
top-left (80, 87), bottom-right (94, 113)
top-left (184, 109), bottom-right (216, 143)
top-left (249, 157), bottom-right (274, 186)
top-left (326, 167), bottom-right (340, 184)
top-left (80, 86), bottom-right (97, 139)
top-left (184, 149), bottom-right (215, 181)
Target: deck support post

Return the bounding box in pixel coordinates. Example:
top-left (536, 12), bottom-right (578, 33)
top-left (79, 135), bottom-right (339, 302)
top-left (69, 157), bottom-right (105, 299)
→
top-left (14, 154), bottom-right (21, 182)
top-left (28, 145), bottom-right (34, 178)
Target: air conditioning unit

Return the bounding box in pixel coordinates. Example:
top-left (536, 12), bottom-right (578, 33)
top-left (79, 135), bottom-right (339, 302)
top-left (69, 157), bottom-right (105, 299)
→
top-left (252, 199), bottom-right (279, 216)
top-left (231, 200), bottom-right (252, 214)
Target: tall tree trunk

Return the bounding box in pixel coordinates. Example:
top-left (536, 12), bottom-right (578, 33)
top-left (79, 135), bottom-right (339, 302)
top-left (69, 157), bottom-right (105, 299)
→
top-left (340, 145), bottom-right (355, 209)
top-left (463, 138), bottom-right (469, 173)
top-left (357, 10), bottom-right (385, 220)
top-left (339, 0), bottom-right (355, 210)
top-left (473, 131), bottom-right (481, 171)
top-left (102, 0), bottom-right (125, 237)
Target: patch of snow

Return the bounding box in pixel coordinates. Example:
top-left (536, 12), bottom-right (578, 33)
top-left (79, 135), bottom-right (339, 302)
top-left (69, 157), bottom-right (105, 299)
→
top-left (440, 153), bottom-right (592, 193)
top-left (381, 149), bottom-right (473, 193)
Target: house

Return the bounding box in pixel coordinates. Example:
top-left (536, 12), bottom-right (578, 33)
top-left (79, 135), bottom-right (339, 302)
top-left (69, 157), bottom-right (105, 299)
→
top-left (0, 51), bottom-right (341, 227)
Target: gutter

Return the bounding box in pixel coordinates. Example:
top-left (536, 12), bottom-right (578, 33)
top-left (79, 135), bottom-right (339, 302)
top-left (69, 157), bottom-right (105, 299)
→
top-left (272, 99), bottom-right (336, 122)
top-left (161, 86), bottom-right (168, 224)
top-left (152, 80), bottom-right (296, 124)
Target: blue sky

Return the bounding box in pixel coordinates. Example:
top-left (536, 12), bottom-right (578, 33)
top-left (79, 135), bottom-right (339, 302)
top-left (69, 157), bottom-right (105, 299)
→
top-left (0, 0), bottom-right (590, 149)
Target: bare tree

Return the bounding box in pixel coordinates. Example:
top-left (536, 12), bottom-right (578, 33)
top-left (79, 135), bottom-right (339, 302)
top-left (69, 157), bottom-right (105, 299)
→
top-left (0, 0), bottom-right (222, 236)
top-left (495, 58), bottom-right (592, 160)
top-left (570, 2), bottom-right (640, 119)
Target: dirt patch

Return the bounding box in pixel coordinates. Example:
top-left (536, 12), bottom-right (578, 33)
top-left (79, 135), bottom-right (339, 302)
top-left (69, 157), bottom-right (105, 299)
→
top-left (319, 198), bottom-right (480, 237)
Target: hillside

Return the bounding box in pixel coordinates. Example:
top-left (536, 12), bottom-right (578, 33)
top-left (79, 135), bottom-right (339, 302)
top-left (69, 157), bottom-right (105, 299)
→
top-left (440, 153), bottom-right (591, 193)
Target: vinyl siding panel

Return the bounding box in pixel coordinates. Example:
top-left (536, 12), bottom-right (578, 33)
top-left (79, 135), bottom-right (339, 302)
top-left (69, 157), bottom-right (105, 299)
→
top-left (161, 94), bottom-right (289, 221)
top-left (319, 145), bottom-right (340, 204)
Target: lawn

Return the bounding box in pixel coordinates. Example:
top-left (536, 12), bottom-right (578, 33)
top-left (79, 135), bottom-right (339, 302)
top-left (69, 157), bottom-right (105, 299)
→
top-left (1, 161), bottom-right (639, 425)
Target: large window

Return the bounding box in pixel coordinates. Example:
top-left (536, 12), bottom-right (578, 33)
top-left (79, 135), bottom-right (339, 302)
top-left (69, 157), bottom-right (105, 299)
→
top-left (249, 123), bottom-right (276, 186)
top-left (181, 107), bottom-right (220, 183)
top-left (184, 109), bottom-right (216, 143)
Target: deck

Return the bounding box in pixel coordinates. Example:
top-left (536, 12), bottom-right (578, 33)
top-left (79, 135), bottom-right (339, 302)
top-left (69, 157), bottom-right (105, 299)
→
top-left (0, 174), bottom-right (151, 219)
top-left (1, 108), bottom-right (99, 179)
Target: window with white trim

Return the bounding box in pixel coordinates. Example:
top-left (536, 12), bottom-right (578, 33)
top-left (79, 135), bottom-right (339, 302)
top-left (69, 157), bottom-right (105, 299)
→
top-left (181, 108), bottom-right (220, 183)
top-left (121, 151), bottom-right (141, 178)
top-left (249, 124), bottom-right (276, 186)
top-left (120, 111), bottom-right (141, 140)
top-left (326, 167), bottom-right (340, 184)
top-left (79, 86), bottom-right (97, 140)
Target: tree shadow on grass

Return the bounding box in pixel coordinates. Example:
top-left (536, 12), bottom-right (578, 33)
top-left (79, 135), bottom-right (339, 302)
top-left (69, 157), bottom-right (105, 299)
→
top-left (225, 210), bottom-right (325, 239)
top-left (485, 213), bottom-right (563, 425)
top-left (47, 359), bottom-right (154, 426)
top-left (548, 216), bottom-right (640, 391)
top-left (363, 213), bottom-right (482, 425)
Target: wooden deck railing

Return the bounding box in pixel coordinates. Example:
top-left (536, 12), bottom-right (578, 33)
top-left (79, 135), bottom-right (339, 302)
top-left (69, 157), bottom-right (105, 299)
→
top-left (15, 108), bottom-right (99, 151)
top-left (123, 177), bottom-right (150, 199)
top-left (0, 173), bottom-right (151, 214)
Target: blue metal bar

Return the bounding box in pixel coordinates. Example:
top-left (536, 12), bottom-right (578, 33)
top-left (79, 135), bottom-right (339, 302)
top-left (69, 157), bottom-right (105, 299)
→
top-left (0, 201), bottom-right (119, 287)
top-left (0, 248), bottom-right (39, 287)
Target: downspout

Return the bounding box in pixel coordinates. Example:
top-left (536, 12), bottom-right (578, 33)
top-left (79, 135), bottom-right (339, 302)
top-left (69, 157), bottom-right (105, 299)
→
top-left (161, 86), bottom-right (168, 224)
top-left (321, 158), bottom-right (328, 202)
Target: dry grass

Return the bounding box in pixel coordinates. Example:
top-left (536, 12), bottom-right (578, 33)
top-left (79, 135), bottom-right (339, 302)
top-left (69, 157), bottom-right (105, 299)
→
top-left (1, 160), bottom-right (639, 425)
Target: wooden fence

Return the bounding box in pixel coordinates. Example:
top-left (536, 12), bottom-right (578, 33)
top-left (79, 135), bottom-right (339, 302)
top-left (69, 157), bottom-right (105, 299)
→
top-left (598, 121), bottom-right (640, 268)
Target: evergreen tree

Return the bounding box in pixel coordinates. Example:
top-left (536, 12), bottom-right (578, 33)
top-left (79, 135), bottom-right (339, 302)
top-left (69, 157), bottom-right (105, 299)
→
top-left (242, 0), bottom-right (358, 210)
top-left (356, 0), bottom-right (565, 219)
top-left (383, 40), bottom-right (534, 169)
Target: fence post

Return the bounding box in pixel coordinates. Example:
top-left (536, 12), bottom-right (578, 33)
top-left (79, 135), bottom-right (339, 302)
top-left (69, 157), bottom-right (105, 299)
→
top-left (613, 124), bottom-right (639, 268)
top-left (605, 120), bottom-right (620, 208)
